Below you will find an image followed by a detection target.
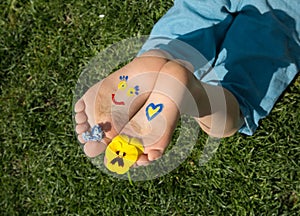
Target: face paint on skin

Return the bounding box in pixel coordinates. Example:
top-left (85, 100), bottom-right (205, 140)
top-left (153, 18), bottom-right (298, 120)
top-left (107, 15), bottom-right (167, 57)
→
top-left (118, 75), bottom-right (128, 90)
top-left (127, 85), bottom-right (139, 97)
top-left (118, 81), bottom-right (127, 90)
top-left (112, 94), bottom-right (125, 105)
top-left (112, 75), bottom-right (140, 105)
top-left (146, 103), bottom-right (164, 121)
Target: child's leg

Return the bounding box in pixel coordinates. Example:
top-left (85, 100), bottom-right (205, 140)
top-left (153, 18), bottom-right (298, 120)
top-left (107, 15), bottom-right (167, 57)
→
top-left (192, 81), bottom-right (244, 138)
top-left (139, 0), bottom-right (236, 70)
top-left (205, 4), bottom-right (300, 135)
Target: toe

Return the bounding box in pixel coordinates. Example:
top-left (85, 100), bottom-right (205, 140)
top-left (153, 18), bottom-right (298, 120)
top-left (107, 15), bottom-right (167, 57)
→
top-left (75, 112), bottom-right (88, 124)
top-left (147, 149), bottom-right (163, 161)
top-left (136, 154), bottom-right (150, 166)
top-left (75, 99), bottom-right (85, 113)
top-left (76, 122), bottom-right (90, 134)
top-left (118, 91), bottom-right (180, 167)
top-left (84, 141), bottom-right (107, 158)
top-left (77, 134), bottom-right (85, 144)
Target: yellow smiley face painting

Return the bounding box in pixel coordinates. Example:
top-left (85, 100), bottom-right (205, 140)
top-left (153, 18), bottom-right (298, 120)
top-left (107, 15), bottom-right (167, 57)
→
top-left (112, 75), bottom-right (139, 105)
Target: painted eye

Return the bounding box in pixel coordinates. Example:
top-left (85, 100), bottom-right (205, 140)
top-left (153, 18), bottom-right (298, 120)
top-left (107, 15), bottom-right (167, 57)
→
top-left (126, 87), bottom-right (135, 97)
top-left (126, 86), bottom-right (139, 97)
top-left (118, 81), bottom-right (127, 90)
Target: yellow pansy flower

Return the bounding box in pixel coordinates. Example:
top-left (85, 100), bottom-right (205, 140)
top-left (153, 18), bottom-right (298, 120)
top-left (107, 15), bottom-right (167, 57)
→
top-left (105, 135), bottom-right (144, 174)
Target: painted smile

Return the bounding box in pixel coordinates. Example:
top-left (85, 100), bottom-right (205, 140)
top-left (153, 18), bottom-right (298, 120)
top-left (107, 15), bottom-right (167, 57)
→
top-left (112, 94), bottom-right (125, 105)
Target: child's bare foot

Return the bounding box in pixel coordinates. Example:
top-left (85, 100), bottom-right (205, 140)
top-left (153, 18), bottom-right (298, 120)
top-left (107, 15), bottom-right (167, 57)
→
top-left (74, 52), bottom-right (168, 157)
top-left (103, 59), bottom-right (243, 171)
top-left (110, 60), bottom-right (199, 167)
top-left (75, 50), bottom-right (243, 173)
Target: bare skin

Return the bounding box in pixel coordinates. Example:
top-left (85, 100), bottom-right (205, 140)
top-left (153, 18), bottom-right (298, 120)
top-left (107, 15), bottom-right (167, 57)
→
top-left (74, 50), bottom-right (244, 166)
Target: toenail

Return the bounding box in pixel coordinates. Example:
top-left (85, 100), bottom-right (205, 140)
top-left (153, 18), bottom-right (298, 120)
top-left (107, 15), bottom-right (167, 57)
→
top-left (137, 161), bottom-right (150, 166)
top-left (136, 154), bottom-right (150, 166)
top-left (84, 141), bottom-right (107, 158)
top-left (75, 100), bottom-right (85, 112)
top-left (148, 150), bottom-right (163, 161)
top-left (75, 112), bottom-right (87, 124)
top-left (77, 134), bottom-right (85, 144)
top-left (76, 123), bottom-right (89, 134)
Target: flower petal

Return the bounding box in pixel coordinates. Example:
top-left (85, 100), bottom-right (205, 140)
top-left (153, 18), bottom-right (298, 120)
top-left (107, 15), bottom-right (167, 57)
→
top-left (123, 145), bottom-right (139, 162)
top-left (129, 137), bottom-right (144, 154)
top-left (105, 135), bottom-right (145, 174)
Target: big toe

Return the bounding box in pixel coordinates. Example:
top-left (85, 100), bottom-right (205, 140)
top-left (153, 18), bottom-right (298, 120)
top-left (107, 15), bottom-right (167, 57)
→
top-left (120, 91), bottom-right (180, 167)
top-left (84, 141), bottom-right (107, 158)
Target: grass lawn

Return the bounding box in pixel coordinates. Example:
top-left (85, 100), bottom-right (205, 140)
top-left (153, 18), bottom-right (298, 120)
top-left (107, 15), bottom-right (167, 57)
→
top-left (1, 0), bottom-right (299, 215)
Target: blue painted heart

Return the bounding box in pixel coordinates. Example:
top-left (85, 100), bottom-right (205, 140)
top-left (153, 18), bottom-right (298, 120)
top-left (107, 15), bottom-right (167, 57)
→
top-left (146, 103), bottom-right (164, 121)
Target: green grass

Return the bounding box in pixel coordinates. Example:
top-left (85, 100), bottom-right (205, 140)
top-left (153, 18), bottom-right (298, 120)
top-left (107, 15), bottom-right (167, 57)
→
top-left (1, 0), bottom-right (299, 215)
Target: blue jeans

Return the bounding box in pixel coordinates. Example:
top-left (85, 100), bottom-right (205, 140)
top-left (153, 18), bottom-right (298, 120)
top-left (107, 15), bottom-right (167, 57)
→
top-left (139, 0), bottom-right (300, 135)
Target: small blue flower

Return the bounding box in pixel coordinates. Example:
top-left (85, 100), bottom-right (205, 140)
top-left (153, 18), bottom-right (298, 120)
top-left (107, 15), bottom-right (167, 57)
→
top-left (82, 125), bottom-right (103, 142)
